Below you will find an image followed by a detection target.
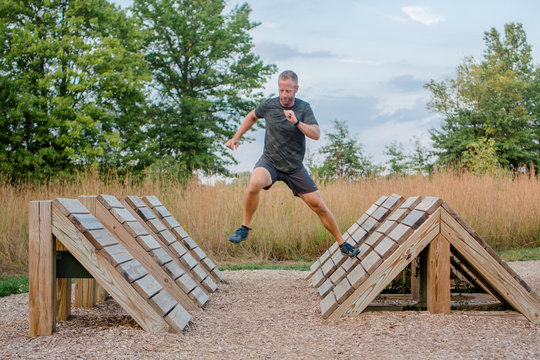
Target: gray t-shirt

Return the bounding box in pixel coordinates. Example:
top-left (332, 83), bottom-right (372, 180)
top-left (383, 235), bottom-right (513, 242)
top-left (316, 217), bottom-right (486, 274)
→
top-left (254, 97), bottom-right (318, 173)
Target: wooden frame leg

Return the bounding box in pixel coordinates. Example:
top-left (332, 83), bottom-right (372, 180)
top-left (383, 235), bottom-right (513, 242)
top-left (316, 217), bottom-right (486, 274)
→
top-left (29, 201), bottom-right (56, 336)
top-left (427, 234), bottom-right (451, 314)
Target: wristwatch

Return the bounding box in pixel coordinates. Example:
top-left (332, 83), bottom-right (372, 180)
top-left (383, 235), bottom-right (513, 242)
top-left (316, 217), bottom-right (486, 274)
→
top-left (294, 119), bottom-right (300, 126)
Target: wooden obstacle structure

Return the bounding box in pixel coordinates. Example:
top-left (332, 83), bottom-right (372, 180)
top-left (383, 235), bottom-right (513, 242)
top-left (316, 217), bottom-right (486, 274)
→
top-left (28, 195), bottom-right (225, 337)
top-left (306, 195), bottom-right (540, 323)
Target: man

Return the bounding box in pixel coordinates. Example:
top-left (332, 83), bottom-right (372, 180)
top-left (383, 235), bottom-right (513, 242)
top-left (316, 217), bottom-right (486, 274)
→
top-left (225, 70), bottom-right (359, 257)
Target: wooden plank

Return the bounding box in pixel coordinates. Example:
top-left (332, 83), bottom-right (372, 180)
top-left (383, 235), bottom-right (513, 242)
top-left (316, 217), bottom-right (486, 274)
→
top-left (74, 279), bottom-right (96, 308)
top-left (376, 220), bottom-right (397, 235)
top-left (401, 210), bottom-right (428, 229)
top-left (350, 226), bottom-right (368, 244)
top-left (55, 239), bottom-right (71, 321)
top-left (132, 274), bottom-right (162, 299)
top-left (144, 195), bottom-right (163, 208)
top-left (182, 237), bottom-right (199, 250)
top-left (427, 234), bottom-right (451, 314)
top-left (136, 235), bottom-right (162, 252)
top-left (440, 209), bottom-right (540, 323)
top-left (51, 205), bottom-right (168, 333)
top-left (374, 237), bottom-right (399, 260)
top-left (93, 201), bottom-right (199, 311)
top-left (29, 201), bottom-right (56, 337)
top-left (124, 195), bottom-right (147, 209)
top-left (100, 244), bottom-right (134, 267)
top-left (164, 304), bottom-right (192, 333)
top-left (169, 241), bottom-right (188, 257)
top-left (149, 248), bottom-right (173, 267)
top-left (163, 261), bottom-right (186, 280)
top-left (55, 278), bottom-right (71, 321)
top-left (387, 224), bottom-right (414, 244)
top-left (135, 207), bottom-right (157, 221)
top-left (387, 208), bottom-right (409, 222)
top-left (360, 217), bottom-right (378, 233)
top-left (327, 209), bottom-right (441, 320)
top-left (84, 229), bottom-right (119, 250)
top-left (371, 206), bottom-right (390, 221)
top-left (110, 208), bottom-right (137, 224)
top-left (380, 194), bottom-right (404, 210)
top-left (400, 196), bottom-right (422, 210)
top-left (374, 195), bottom-right (388, 206)
top-left (415, 196), bottom-right (442, 214)
top-left (148, 290), bottom-right (177, 317)
top-left (97, 194), bottom-right (124, 209)
top-left (69, 213), bottom-right (104, 232)
top-left (117, 259), bottom-right (149, 283)
top-left (155, 206), bottom-right (172, 219)
top-left (53, 198), bottom-right (90, 216)
top-left (158, 230), bottom-right (177, 246)
top-left (341, 256), bottom-right (360, 273)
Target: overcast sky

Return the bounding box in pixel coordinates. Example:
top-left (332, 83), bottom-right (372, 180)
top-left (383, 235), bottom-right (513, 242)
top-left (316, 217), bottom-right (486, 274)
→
top-left (113, 0), bottom-right (540, 173)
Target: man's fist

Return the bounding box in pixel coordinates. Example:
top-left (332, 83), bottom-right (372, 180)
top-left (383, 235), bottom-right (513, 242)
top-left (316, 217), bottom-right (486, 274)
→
top-left (283, 110), bottom-right (298, 125)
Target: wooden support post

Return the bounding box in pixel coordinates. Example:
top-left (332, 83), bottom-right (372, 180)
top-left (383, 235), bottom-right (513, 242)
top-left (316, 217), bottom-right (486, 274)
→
top-left (416, 247), bottom-right (429, 307)
top-left (55, 239), bottom-right (71, 321)
top-left (74, 279), bottom-right (96, 308)
top-left (426, 233), bottom-right (451, 314)
top-left (29, 201), bottom-right (56, 337)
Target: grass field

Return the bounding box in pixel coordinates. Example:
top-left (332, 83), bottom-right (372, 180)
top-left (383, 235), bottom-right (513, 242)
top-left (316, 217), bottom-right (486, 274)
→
top-left (1, 169), bottom-right (539, 274)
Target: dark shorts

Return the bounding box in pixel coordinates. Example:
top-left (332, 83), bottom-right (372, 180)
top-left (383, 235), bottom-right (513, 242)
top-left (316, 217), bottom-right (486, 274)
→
top-left (254, 157), bottom-right (318, 197)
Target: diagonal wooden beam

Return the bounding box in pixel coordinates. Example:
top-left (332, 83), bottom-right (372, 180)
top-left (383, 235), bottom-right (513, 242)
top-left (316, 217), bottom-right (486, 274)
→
top-left (327, 208), bottom-right (441, 320)
top-left (440, 208), bottom-right (540, 324)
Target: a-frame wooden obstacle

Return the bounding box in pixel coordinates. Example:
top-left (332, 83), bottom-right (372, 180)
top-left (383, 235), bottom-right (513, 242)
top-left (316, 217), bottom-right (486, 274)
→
top-left (28, 195), bottom-right (225, 337)
top-left (306, 195), bottom-right (540, 323)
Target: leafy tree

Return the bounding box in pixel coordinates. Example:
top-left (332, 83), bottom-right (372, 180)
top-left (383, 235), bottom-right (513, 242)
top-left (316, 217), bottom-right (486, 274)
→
top-left (314, 120), bottom-right (379, 180)
top-left (133, 0), bottom-right (276, 176)
top-left (461, 137), bottom-right (503, 175)
top-left (0, 0), bottom-right (150, 180)
top-left (425, 23), bottom-right (539, 171)
top-left (384, 141), bottom-right (411, 176)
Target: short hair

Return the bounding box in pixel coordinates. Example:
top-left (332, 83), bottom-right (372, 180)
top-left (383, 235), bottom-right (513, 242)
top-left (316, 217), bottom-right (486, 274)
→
top-left (278, 70), bottom-right (298, 86)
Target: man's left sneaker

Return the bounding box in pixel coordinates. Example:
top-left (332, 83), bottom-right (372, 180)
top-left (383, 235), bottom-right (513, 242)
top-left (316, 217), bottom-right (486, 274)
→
top-left (228, 226), bottom-right (252, 244)
top-left (340, 242), bottom-right (360, 257)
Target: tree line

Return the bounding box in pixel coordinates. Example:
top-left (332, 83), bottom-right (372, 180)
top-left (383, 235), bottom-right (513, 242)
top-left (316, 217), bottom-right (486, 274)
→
top-left (0, 0), bottom-right (275, 181)
top-left (311, 23), bottom-right (539, 180)
top-left (1, 4), bottom-right (537, 182)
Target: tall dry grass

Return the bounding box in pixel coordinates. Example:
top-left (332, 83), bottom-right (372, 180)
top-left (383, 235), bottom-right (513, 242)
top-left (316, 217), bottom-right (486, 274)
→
top-left (1, 170), bottom-right (538, 273)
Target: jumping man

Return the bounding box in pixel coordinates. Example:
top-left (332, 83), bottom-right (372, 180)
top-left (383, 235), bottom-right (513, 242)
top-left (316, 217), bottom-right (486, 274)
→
top-left (225, 70), bottom-right (360, 257)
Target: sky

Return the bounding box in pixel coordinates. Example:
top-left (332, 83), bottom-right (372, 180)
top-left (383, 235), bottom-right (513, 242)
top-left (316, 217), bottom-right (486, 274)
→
top-left (112, 0), bottom-right (540, 173)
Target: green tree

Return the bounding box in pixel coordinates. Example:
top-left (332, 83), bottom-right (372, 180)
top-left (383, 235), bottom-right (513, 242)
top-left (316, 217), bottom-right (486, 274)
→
top-left (425, 23), bottom-right (539, 171)
top-left (461, 137), bottom-right (503, 175)
top-left (133, 0), bottom-right (276, 177)
top-left (0, 0), bottom-right (150, 180)
top-left (315, 120), bottom-right (379, 180)
top-left (384, 141), bottom-right (410, 176)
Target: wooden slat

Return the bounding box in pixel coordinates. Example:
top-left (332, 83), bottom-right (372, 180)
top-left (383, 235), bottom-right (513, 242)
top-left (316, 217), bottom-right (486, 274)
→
top-left (124, 195), bottom-right (147, 209)
top-left (117, 259), bottom-right (149, 283)
top-left (29, 201), bottom-right (56, 337)
top-left (110, 208), bottom-right (137, 223)
top-left (51, 205), bottom-right (168, 333)
top-left (74, 279), bottom-right (96, 308)
top-left (85, 229), bottom-right (119, 250)
top-left (92, 200), bottom-right (199, 311)
top-left (427, 234), bottom-right (451, 314)
top-left (327, 208), bottom-right (441, 320)
top-left (100, 244), bottom-right (134, 267)
top-left (143, 196), bottom-right (163, 208)
top-left (53, 198), bottom-right (90, 216)
top-left (135, 207), bottom-right (157, 221)
top-left (97, 194), bottom-right (124, 209)
top-left (154, 206), bottom-right (172, 219)
top-left (165, 305), bottom-right (192, 333)
top-left (149, 290), bottom-right (177, 317)
top-left (69, 213), bottom-right (104, 232)
top-left (440, 209), bottom-right (540, 323)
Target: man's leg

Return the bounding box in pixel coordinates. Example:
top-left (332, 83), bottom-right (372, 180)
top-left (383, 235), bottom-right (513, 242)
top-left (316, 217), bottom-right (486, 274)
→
top-left (242, 167), bottom-right (272, 227)
top-left (298, 190), bottom-right (344, 244)
top-left (229, 167), bottom-right (273, 244)
top-left (299, 191), bottom-right (360, 257)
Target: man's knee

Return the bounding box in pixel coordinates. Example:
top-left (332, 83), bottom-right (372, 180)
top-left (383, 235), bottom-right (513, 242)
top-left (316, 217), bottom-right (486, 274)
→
top-left (247, 168), bottom-right (272, 192)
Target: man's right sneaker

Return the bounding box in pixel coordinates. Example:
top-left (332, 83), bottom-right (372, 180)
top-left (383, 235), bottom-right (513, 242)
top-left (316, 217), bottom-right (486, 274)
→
top-left (228, 226), bottom-right (252, 244)
top-left (340, 242), bottom-right (360, 257)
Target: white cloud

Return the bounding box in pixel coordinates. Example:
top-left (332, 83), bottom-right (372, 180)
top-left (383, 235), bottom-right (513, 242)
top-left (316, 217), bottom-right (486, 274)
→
top-left (339, 58), bottom-right (382, 66)
top-left (401, 6), bottom-right (445, 25)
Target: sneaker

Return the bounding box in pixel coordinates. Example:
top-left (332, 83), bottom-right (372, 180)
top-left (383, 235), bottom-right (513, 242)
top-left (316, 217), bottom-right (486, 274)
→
top-left (340, 242), bottom-right (360, 257)
top-left (228, 226), bottom-right (252, 244)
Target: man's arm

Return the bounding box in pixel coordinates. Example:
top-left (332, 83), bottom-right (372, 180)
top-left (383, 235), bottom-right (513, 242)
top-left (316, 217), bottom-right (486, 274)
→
top-left (283, 110), bottom-right (320, 140)
top-left (225, 110), bottom-right (259, 150)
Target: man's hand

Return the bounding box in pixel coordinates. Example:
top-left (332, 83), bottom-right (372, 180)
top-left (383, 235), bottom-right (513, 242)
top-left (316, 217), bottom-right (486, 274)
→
top-left (225, 136), bottom-right (240, 150)
top-left (283, 110), bottom-right (298, 125)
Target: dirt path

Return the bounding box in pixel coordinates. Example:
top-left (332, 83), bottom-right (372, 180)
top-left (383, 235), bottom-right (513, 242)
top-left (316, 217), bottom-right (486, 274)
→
top-left (1, 261), bottom-right (539, 359)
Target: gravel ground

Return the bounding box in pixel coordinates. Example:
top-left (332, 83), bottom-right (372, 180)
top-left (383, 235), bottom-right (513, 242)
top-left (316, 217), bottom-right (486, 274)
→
top-left (1, 261), bottom-right (539, 360)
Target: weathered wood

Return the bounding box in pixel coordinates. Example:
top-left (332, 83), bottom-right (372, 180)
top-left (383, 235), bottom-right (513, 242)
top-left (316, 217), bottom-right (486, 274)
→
top-left (154, 206), bottom-right (172, 219)
top-left (97, 194), bottom-right (124, 209)
top-left (149, 248), bottom-right (173, 267)
top-left (380, 194), bottom-right (404, 210)
top-left (347, 263), bottom-right (368, 288)
top-left (346, 222), bottom-right (360, 237)
top-left (388, 208), bottom-right (409, 222)
top-left (427, 234), bottom-right (451, 314)
top-left (364, 232), bottom-right (384, 248)
top-left (320, 291), bottom-right (339, 318)
top-left (376, 220), bottom-right (397, 235)
top-left (350, 226), bottom-right (368, 244)
top-left (371, 206), bottom-right (390, 221)
top-left (169, 241), bottom-right (188, 257)
top-left (329, 267), bottom-right (347, 285)
top-left (158, 230), bottom-right (178, 246)
top-left (182, 237), bottom-right (199, 250)
top-left (374, 195), bottom-right (388, 206)
top-left (136, 235), bottom-right (162, 252)
top-left (135, 207), bottom-right (157, 221)
top-left (55, 239), bottom-right (71, 321)
top-left (123, 220), bottom-right (149, 238)
top-left (399, 196), bottom-right (422, 210)
top-left (440, 209), bottom-right (540, 323)
top-left (53, 198), bottom-right (90, 216)
top-left (334, 278), bottom-right (354, 303)
top-left (84, 229), bottom-right (119, 250)
top-left (124, 195), bottom-right (147, 209)
top-left (100, 244), bottom-right (134, 267)
top-left (55, 278), bottom-right (71, 321)
top-left (148, 290), bottom-right (177, 317)
top-left (51, 205), bottom-right (169, 333)
top-left (143, 195), bottom-right (163, 208)
top-left (374, 237), bottom-right (399, 260)
top-left (360, 217), bottom-right (379, 233)
top-left (387, 224), bottom-right (414, 244)
top-left (69, 213), bottom-right (104, 232)
top-left (163, 261), bottom-right (186, 280)
top-left (341, 256), bottom-right (360, 273)
top-left (401, 210), bottom-right (428, 229)
top-left (110, 208), bottom-right (137, 224)
top-left (74, 279), bottom-right (96, 308)
top-left (327, 209), bottom-right (441, 320)
top-left (117, 259), bottom-right (149, 283)
top-left (93, 200), bottom-right (199, 311)
top-left (148, 218), bottom-right (168, 233)
top-left (29, 201), bottom-right (56, 337)
top-left (361, 250), bottom-right (383, 274)
top-left (415, 196), bottom-right (442, 214)
top-left (165, 304), bottom-right (192, 333)
top-left (133, 275), bottom-right (162, 299)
